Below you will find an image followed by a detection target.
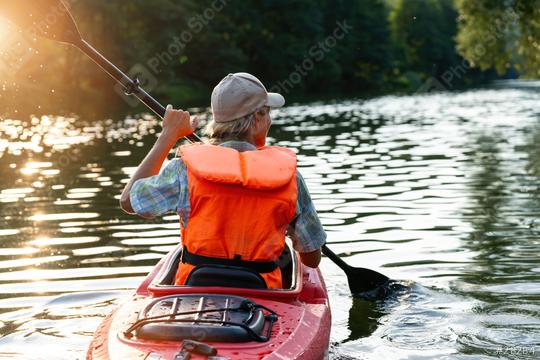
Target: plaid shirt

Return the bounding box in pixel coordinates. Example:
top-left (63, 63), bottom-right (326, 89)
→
top-left (130, 141), bottom-right (326, 253)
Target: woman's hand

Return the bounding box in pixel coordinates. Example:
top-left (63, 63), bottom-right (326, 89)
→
top-left (161, 104), bottom-right (198, 141)
top-left (119, 105), bottom-right (197, 214)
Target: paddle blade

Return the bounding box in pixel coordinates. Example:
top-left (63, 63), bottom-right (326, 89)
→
top-left (322, 244), bottom-right (389, 295)
top-left (346, 267), bottom-right (389, 295)
top-left (0, 0), bottom-right (81, 44)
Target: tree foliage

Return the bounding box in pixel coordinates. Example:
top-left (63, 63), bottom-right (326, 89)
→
top-left (0, 0), bottom-right (500, 116)
top-left (389, 0), bottom-right (464, 83)
top-left (456, 0), bottom-right (540, 77)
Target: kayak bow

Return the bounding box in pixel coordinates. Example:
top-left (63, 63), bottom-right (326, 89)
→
top-left (87, 244), bottom-right (331, 360)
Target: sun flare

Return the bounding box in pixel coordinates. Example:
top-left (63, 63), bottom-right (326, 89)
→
top-left (0, 20), bottom-right (21, 76)
top-left (0, 20), bottom-right (14, 52)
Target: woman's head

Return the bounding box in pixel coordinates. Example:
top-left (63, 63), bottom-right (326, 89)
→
top-left (209, 73), bottom-right (283, 147)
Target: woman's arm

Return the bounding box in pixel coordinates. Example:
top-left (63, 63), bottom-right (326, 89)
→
top-left (120, 106), bottom-right (197, 214)
top-left (287, 172), bottom-right (327, 268)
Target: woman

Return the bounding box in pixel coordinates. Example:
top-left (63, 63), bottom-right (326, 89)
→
top-left (120, 72), bottom-right (326, 288)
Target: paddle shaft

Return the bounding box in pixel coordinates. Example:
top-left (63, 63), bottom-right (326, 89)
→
top-left (0, 0), bottom-right (391, 295)
top-left (80, 35), bottom-right (385, 290)
top-left (322, 245), bottom-right (351, 271)
top-left (79, 38), bottom-right (390, 293)
top-left (75, 38), bottom-right (390, 294)
top-left (78, 39), bottom-right (201, 143)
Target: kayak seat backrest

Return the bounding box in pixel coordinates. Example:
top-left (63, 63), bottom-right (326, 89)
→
top-left (156, 242), bottom-right (296, 289)
top-left (185, 265), bottom-right (267, 289)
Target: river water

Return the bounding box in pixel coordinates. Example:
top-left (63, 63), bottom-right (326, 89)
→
top-left (0, 82), bottom-right (539, 359)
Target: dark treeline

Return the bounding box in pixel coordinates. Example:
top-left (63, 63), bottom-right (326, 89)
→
top-left (0, 0), bottom-right (512, 117)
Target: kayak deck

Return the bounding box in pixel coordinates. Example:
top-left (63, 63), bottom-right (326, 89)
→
top-left (87, 245), bottom-right (331, 360)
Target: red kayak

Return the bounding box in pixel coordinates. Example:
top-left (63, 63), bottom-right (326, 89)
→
top-left (87, 243), bottom-right (331, 360)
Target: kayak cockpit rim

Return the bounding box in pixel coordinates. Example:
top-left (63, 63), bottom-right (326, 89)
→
top-left (145, 243), bottom-right (304, 298)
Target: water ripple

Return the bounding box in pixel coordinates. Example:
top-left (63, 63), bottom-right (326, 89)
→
top-left (1, 85), bottom-right (540, 359)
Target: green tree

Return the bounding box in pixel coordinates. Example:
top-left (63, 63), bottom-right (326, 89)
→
top-left (390, 0), bottom-right (458, 78)
top-left (312, 0), bottom-right (393, 93)
top-left (455, 0), bottom-right (540, 77)
top-left (0, 0), bottom-right (497, 117)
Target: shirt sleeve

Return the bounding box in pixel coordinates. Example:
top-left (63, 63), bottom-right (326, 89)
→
top-left (130, 158), bottom-right (188, 218)
top-left (287, 171), bottom-right (327, 253)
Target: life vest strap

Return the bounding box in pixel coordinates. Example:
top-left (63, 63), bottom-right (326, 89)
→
top-left (181, 247), bottom-right (278, 274)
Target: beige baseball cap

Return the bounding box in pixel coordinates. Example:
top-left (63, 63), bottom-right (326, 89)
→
top-left (211, 72), bottom-right (285, 123)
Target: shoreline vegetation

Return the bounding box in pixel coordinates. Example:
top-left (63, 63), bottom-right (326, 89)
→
top-left (1, 0), bottom-right (536, 120)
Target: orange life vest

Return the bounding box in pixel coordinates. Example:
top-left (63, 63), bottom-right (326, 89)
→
top-left (175, 143), bottom-right (298, 289)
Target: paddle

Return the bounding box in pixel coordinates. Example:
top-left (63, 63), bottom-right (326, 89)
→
top-left (0, 0), bottom-right (201, 143)
top-left (0, 0), bottom-right (389, 296)
top-left (322, 245), bottom-right (389, 294)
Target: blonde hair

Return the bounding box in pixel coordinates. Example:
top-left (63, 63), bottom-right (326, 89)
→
top-left (204, 107), bottom-right (268, 145)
